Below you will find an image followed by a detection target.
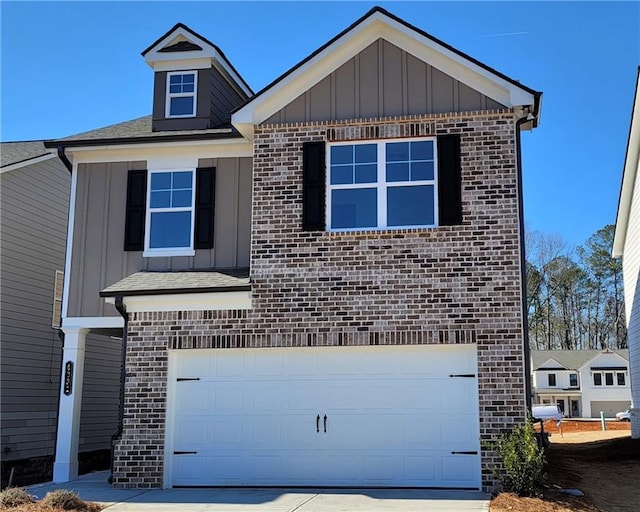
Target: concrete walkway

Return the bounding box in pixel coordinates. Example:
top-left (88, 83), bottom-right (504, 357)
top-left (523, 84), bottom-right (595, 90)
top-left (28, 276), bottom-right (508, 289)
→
top-left (28, 471), bottom-right (490, 511)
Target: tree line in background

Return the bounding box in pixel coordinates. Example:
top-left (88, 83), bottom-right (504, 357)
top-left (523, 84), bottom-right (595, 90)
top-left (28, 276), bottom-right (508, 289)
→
top-left (526, 224), bottom-right (627, 351)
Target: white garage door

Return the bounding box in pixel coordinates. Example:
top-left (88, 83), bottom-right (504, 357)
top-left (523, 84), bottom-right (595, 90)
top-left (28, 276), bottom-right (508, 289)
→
top-left (166, 344), bottom-right (480, 489)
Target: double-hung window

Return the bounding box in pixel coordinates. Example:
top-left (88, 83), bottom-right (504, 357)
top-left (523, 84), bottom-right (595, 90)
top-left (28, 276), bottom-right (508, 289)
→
top-left (145, 170), bottom-right (195, 256)
top-left (166, 71), bottom-right (197, 117)
top-left (327, 138), bottom-right (437, 231)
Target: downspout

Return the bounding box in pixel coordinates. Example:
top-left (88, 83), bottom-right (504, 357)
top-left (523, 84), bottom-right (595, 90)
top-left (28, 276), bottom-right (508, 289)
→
top-left (110, 296), bottom-right (128, 483)
top-left (57, 145), bottom-right (72, 174)
top-left (516, 111), bottom-right (536, 412)
top-left (52, 144), bottom-right (71, 469)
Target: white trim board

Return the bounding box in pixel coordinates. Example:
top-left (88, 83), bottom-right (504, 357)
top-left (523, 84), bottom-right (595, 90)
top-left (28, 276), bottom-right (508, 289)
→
top-left (104, 291), bottom-right (252, 313)
top-left (0, 152), bottom-right (57, 174)
top-left (62, 316), bottom-right (124, 330)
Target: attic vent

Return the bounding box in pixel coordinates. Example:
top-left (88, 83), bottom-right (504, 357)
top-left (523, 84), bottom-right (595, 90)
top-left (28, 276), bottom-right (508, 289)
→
top-left (159, 41), bottom-right (203, 53)
top-left (52, 270), bottom-right (63, 328)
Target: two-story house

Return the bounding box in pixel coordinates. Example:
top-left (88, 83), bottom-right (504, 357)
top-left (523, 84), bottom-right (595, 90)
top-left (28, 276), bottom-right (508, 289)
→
top-left (531, 349), bottom-right (631, 418)
top-left (0, 142), bottom-right (121, 486)
top-left (613, 67), bottom-right (640, 439)
top-left (46, 7), bottom-right (541, 492)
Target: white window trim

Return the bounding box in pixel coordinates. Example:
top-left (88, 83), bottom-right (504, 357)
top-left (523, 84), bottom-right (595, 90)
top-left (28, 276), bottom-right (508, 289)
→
top-left (165, 70), bottom-right (198, 118)
top-left (591, 370), bottom-right (628, 387)
top-left (326, 137), bottom-right (438, 232)
top-left (143, 169), bottom-right (196, 258)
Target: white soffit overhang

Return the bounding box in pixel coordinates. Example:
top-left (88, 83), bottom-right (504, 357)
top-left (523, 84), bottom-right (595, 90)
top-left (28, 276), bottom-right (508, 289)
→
top-left (232, 11), bottom-right (537, 139)
top-left (613, 68), bottom-right (640, 257)
top-left (144, 25), bottom-right (252, 98)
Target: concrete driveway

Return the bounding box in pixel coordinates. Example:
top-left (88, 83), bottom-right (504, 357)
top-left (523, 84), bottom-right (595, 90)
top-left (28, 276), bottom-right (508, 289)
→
top-left (29, 472), bottom-right (490, 511)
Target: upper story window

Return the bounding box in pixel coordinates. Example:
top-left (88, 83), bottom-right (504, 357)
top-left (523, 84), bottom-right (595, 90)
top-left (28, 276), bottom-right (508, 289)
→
top-left (145, 170), bottom-right (195, 256)
top-left (593, 371), bottom-right (626, 386)
top-left (166, 71), bottom-right (197, 118)
top-left (547, 373), bottom-right (556, 387)
top-left (327, 138), bottom-right (437, 231)
top-left (569, 373), bottom-right (578, 387)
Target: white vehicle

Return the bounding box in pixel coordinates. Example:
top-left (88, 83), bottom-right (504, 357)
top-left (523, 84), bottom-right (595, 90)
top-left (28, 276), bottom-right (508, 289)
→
top-left (616, 409), bottom-right (631, 422)
top-left (532, 404), bottom-right (563, 422)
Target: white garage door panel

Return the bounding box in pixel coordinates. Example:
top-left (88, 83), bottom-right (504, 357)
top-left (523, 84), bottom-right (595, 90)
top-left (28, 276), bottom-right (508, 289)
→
top-left (168, 345), bottom-right (480, 488)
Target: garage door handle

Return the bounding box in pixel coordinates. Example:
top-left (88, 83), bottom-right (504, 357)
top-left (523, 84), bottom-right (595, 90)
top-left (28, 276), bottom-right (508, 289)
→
top-left (324, 415), bottom-right (327, 433)
top-left (316, 415), bottom-right (320, 433)
top-left (174, 451), bottom-right (198, 455)
top-left (451, 451), bottom-right (478, 455)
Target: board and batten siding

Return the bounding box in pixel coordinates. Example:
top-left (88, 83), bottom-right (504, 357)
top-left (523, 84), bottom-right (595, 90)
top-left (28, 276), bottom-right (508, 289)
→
top-left (622, 156), bottom-right (640, 438)
top-left (1, 159), bottom-right (122, 462)
top-left (264, 39), bottom-right (506, 125)
top-left (68, 157), bottom-right (252, 318)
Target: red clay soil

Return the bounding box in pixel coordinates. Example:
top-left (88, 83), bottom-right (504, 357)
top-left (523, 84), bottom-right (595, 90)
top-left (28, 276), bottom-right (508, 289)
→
top-left (540, 419), bottom-right (631, 434)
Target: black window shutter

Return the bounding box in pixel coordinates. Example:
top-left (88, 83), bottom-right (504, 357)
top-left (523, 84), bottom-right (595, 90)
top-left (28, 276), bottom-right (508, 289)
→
top-left (437, 134), bottom-right (462, 226)
top-left (194, 167), bottom-right (216, 249)
top-left (124, 169), bottom-right (147, 251)
top-left (302, 141), bottom-right (326, 231)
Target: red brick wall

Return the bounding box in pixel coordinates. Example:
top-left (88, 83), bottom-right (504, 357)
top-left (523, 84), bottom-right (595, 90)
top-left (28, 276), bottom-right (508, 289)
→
top-left (112, 110), bottom-right (527, 491)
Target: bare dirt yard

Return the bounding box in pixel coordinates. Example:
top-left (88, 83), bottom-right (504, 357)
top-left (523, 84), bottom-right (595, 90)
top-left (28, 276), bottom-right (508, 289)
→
top-left (491, 420), bottom-right (639, 512)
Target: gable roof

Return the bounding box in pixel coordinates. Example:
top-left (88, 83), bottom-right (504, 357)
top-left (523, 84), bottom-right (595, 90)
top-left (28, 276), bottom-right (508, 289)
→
top-left (232, 6), bottom-right (542, 139)
top-left (613, 67), bottom-right (640, 257)
top-left (531, 349), bottom-right (629, 371)
top-left (141, 22), bottom-right (253, 98)
top-left (43, 115), bottom-right (243, 149)
top-left (1, 140), bottom-right (55, 171)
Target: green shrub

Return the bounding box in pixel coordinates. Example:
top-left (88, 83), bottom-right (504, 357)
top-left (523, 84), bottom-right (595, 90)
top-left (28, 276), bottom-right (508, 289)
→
top-left (40, 489), bottom-right (87, 510)
top-left (0, 487), bottom-right (34, 507)
top-left (490, 420), bottom-right (546, 496)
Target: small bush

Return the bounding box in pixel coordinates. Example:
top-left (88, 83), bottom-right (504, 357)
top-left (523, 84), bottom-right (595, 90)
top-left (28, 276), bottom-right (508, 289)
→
top-left (0, 487), bottom-right (34, 507)
top-left (40, 489), bottom-right (87, 510)
top-left (490, 419), bottom-right (546, 496)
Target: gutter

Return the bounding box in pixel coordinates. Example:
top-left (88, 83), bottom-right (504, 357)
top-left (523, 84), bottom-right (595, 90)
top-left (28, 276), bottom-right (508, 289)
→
top-left (110, 296), bottom-right (128, 483)
top-left (516, 112), bottom-right (536, 411)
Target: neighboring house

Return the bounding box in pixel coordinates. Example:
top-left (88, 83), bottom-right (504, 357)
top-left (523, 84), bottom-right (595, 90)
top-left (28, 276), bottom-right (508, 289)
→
top-left (613, 66), bottom-right (640, 439)
top-left (46, 7), bottom-right (542, 491)
top-left (0, 141), bottom-right (121, 485)
top-left (531, 349), bottom-right (631, 418)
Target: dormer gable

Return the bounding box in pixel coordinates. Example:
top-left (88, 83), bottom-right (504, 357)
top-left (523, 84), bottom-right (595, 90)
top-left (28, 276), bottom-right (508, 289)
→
top-left (142, 23), bottom-right (252, 132)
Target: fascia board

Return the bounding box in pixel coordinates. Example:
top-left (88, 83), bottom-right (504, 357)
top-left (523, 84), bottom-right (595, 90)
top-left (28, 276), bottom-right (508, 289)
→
top-left (613, 70), bottom-right (640, 257)
top-left (0, 152), bottom-right (57, 174)
top-left (153, 58), bottom-right (212, 72)
top-left (104, 291), bottom-right (252, 312)
top-left (67, 140), bottom-right (253, 164)
top-left (69, 140), bottom-right (252, 164)
top-left (233, 13), bottom-right (535, 127)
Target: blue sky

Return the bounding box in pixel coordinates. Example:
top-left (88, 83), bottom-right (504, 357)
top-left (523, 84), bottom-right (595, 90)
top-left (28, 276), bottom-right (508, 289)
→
top-left (1, 1), bottom-right (639, 248)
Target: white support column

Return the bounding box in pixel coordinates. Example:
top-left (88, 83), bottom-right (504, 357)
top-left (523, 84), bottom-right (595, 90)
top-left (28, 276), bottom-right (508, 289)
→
top-left (53, 327), bottom-right (89, 483)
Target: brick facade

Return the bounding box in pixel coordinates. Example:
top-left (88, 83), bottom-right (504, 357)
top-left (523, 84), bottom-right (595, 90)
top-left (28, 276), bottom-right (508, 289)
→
top-left (112, 111), bottom-right (527, 491)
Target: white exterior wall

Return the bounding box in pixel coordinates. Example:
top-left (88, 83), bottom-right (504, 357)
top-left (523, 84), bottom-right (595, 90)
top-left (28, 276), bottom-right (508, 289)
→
top-left (533, 369), bottom-right (579, 391)
top-left (579, 352), bottom-right (632, 417)
top-left (622, 155), bottom-right (640, 437)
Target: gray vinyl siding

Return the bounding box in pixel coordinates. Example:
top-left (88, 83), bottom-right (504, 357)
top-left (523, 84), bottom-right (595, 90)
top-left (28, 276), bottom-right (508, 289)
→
top-left (68, 157), bottom-right (252, 318)
top-left (210, 65), bottom-right (247, 127)
top-left (1, 158), bottom-right (123, 462)
top-left (264, 39), bottom-right (506, 125)
top-left (0, 158), bottom-right (69, 462)
top-left (79, 333), bottom-right (121, 452)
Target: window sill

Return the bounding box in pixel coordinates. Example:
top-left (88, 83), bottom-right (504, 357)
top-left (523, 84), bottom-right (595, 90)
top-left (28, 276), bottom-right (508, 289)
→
top-left (143, 249), bottom-right (196, 258)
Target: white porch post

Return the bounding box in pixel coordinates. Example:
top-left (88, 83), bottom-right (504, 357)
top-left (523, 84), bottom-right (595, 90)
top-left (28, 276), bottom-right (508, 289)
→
top-left (53, 327), bottom-right (89, 483)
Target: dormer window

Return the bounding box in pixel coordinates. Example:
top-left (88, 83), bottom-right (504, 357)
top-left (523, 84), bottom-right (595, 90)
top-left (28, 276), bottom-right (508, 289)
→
top-left (166, 71), bottom-right (197, 118)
